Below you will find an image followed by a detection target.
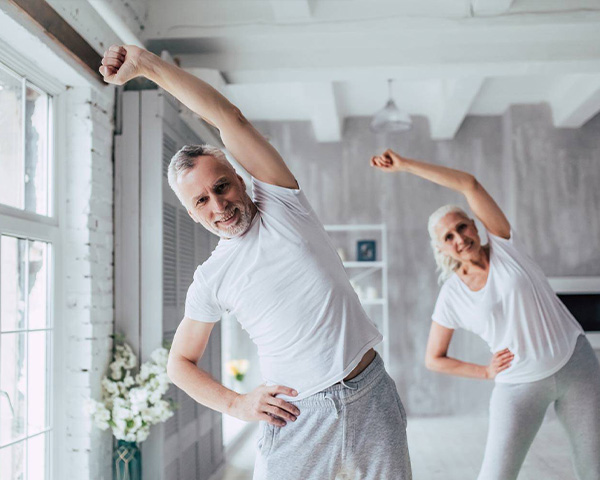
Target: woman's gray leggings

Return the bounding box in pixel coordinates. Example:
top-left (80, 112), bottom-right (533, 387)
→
top-left (478, 335), bottom-right (600, 480)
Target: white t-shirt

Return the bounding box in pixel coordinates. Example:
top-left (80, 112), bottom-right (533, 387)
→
top-left (185, 178), bottom-right (382, 400)
top-left (432, 230), bottom-right (583, 384)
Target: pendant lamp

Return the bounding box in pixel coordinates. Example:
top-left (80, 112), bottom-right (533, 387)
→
top-left (370, 79), bottom-right (412, 133)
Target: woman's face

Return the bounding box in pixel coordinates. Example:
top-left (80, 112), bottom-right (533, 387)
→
top-left (435, 212), bottom-right (482, 262)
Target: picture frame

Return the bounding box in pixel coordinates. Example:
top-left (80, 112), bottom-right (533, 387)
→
top-left (357, 240), bottom-right (376, 262)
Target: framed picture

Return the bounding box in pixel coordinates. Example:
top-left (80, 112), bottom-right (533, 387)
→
top-left (357, 240), bottom-right (376, 261)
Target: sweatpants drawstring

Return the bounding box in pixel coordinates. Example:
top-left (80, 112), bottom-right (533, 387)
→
top-left (324, 393), bottom-right (341, 419)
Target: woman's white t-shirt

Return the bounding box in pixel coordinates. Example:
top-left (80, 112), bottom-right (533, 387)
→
top-left (432, 230), bottom-right (583, 384)
top-left (185, 178), bottom-right (382, 400)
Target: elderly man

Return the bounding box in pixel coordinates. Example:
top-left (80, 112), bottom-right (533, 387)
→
top-left (100, 45), bottom-right (411, 480)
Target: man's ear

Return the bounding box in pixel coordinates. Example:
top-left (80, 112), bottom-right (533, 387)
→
top-left (237, 174), bottom-right (246, 189)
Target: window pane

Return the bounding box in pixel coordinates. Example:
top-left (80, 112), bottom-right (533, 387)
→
top-left (27, 331), bottom-right (48, 435)
top-left (0, 441), bottom-right (25, 480)
top-left (1, 236), bottom-right (27, 332)
top-left (0, 67), bottom-right (24, 210)
top-left (0, 333), bottom-right (27, 446)
top-left (24, 85), bottom-right (49, 215)
top-left (28, 241), bottom-right (48, 330)
top-left (27, 433), bottom-right (47, 480)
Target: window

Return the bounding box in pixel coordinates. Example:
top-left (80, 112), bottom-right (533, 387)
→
top-left (0, 57), bottom-right (56, 480)
top-left (0, 63), bottom-right (52, 216)
top-left (1, 237), bottom-right (51, 479)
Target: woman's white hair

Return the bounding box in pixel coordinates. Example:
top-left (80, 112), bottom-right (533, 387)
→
top-left (427, 204), bottom-right (471, 285)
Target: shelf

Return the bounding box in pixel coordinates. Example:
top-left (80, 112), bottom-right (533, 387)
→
top-left (343, 261), bottom-right (384, 268)
top-left (359, 298), bottom-right (386, 306)
top-left (325, 223), bottom-right (389, 365)
top-left (325, 224), bottom-right (385, 232)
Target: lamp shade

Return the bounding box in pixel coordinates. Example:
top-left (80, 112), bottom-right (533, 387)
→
top-left (370, 80), bottom-right (412, 133)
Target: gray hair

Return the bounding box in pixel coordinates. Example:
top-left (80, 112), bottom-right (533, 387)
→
top-left (167, 144), bottom-right (232, 206)
top-left (427, 204), bottom-right (471, 284)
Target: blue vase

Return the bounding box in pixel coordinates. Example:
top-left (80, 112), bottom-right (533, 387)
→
top-left (113, 440), bottom-right (141, 480)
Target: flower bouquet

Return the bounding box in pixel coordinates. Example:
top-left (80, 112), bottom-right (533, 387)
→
top-left (88, 339), bottom-right (175, 480)
top-left (225, 359), bottom-right (249, 382)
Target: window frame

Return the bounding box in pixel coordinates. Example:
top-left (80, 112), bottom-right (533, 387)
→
top-left (0, 41), bottom-right (64, 480)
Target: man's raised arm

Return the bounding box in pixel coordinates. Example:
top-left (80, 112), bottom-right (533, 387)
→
top-left (100, 45), bottom-right (297, 189)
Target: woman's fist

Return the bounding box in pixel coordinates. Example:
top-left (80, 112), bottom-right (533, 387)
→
top-left (369, 149), bottom-right (409, 172)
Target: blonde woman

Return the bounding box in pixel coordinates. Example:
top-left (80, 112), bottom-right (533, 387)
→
top-left (371, 149), bottom-right (600, 480)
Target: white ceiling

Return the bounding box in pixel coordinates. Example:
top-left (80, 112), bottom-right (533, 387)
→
top-left (102, 0), bottom-right (600, 141)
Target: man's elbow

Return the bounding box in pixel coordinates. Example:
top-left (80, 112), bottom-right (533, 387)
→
top-left (463, 174), bottom-right (480, 193)
top-left (425, 355), bottom-right (441, 372)
top-left (216, 104), bottom-right (249, 131)
top-left (166, 353), bottom-right (183, 385)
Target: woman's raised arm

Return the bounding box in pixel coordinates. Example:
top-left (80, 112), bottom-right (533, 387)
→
top-left (371, 149), bottom-right (510, 239)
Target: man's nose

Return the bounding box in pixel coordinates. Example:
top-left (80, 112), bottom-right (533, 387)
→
top-left (213, 195), bottom-right (228, 212)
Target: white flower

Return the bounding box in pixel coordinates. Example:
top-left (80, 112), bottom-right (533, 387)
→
top-left (129, 388), bottom-right (150, 414)
top-left (115, 344), bottom-right (137, 370)
top-left (112, 398), bottom-right (132, 420)
top-left (151, 348), bottom-right (169, 369)
top-left (225, 359), bottom-right (249, 380)
top-left (101, 377), bottom-right (119, 398)
top-left (135, 427), bottom-right (150, 443)
top-left (123, 373), bottom-right (135, 388)
top-left (90, 340), bottom-right (175, 444)
top-left (87, 400), bottom-right (111, 430)
top-left (110, 359), bottom-right (126, 381)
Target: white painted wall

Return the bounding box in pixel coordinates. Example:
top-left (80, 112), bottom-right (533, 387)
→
top-left (58, 86), bottom-right (115, 480)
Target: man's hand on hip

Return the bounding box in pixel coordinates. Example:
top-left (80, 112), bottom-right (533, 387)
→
top-left (231, 385), bottom-right (300, 427)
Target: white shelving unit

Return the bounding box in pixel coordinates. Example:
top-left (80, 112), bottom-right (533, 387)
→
top-left (324, 224), bottom-right (389, 364)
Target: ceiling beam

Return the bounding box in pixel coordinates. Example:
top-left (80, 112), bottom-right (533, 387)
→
top-left (182, 58), bottom-right (600, 86)
top-left (186, 67), bottom-right (227, 92)
top-left (270, 0), bottom-right (311, 22)
top-left (429, 78), bottom-right (484, 140)
top-left (470, 0), bottom-right (514, 16)
top-left (165, 13), bottom-right (600, 84)
top-left (304, 82), bottom-right (342, 143)
top-left (4, 0), bottom-right (103, 81)
top-left (550, 75), bottom-right (600, 128)
top-left (87, 0), bottom-right (145, 47)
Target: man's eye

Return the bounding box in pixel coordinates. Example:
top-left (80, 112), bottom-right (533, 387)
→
top-left (215, 183), bottom-right (229, 193)
top-left (458, 223), bottom-right (466, 231)
top-left (445, 234), bottom-right (452, 242)
top-left (196, 197), bottom-right (207, 206)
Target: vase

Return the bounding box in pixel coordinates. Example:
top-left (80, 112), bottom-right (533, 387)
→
top-left (113, 440), bottom-right (141, 480)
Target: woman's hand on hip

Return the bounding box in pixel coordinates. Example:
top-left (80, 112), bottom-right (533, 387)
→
top-left (486, 348), bottom-right (514, 379)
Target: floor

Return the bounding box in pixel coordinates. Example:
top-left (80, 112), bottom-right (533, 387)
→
top-left (216, 415), bottom-right (576, 480)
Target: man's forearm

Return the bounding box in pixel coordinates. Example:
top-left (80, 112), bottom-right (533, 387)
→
top-left (139, 51), bottom-right (235, 130)
top-left (168, 357), bottom-right (241, 415)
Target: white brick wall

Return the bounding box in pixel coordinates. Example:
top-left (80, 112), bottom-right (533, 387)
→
top-left (61, 86), bottom-right (115, 480)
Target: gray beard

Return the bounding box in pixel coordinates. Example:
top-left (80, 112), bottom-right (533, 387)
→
top-left (205, 203), bottom-right (253, 239)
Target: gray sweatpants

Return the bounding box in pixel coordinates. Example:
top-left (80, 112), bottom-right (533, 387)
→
top-left (253, 353), bottom-right (412, 480)
top-left (478, 335), bottom-right (600, 480)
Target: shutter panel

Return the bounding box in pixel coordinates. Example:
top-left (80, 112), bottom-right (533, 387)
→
top-left (163, 134), bottom-right (177, 178)
top-left (177, 210), bottom-right (196, 304)
top-left (163, 204), bottom-right (177, 307)
top-left (116, 90), bottom-right (224, 480)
